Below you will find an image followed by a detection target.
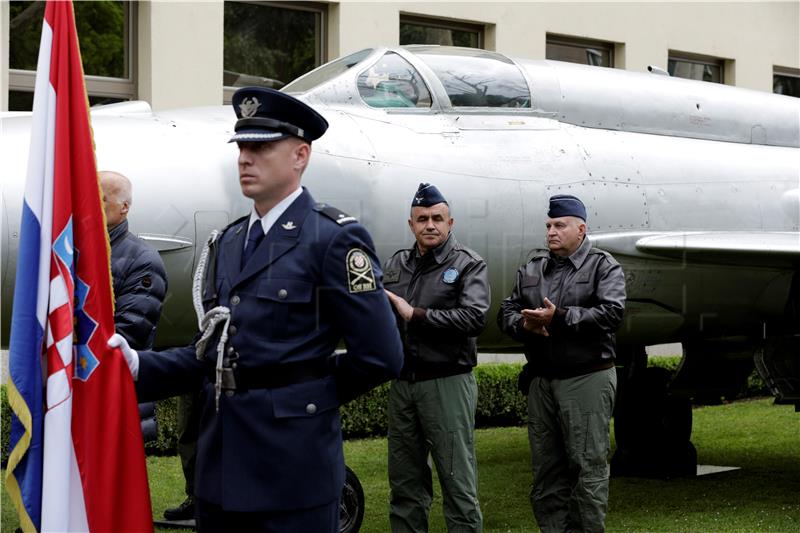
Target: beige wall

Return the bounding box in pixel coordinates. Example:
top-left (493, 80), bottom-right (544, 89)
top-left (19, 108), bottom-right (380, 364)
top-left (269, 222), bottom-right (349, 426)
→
top-left (2, 1), bottom-right (798, 111)
top-left (333, 1), bottom-right (799, 93)
top-left (137, 1), bottom-right (224, 110)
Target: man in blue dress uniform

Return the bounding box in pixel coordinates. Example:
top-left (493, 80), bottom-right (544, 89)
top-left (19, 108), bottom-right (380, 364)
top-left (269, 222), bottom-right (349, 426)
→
top-left (109, 87), bottom-right (404, 532)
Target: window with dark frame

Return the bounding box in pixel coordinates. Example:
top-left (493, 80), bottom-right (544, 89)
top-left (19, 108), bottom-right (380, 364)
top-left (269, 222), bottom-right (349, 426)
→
top-left (668, 52), bottom-right (725, 84)
top-left (399, 14), bottom-right (483, 49)
top-left (8, 0), bottom-right (134, 111)
top-left (546, 34), bottom-right (614, 67)
top-left (773, 67), bottom-right (800, 98)
top-left (223, 1), bottom-right (326, 103)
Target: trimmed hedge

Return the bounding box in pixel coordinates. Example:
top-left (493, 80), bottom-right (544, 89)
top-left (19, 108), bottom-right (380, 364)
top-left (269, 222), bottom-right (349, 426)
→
top-left (0, 360), bottom-right (770, 461)
top-left (339, 364), bottom-right (528, 439)
top-left (647, 356), bottom-right (769, 399)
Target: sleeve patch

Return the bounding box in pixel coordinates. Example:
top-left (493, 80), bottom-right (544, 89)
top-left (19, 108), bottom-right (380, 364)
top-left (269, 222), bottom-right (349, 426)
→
top-left (346, 248), bottom-right (377, 293)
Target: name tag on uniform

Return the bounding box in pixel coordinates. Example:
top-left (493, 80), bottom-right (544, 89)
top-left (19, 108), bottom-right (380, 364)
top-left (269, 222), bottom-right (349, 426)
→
top-left (384, 269), bottom-right (400, 284)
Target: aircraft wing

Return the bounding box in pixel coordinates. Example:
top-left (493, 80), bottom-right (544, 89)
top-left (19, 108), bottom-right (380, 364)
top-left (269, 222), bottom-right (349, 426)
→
top-left (591, 231), bottom-right (800, 268)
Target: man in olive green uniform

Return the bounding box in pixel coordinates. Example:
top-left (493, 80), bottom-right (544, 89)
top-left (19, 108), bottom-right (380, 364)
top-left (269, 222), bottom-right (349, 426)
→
top-left (498, 195), bottom-right (625, 533)
top-left (384, 183), bottom-right (490, 533)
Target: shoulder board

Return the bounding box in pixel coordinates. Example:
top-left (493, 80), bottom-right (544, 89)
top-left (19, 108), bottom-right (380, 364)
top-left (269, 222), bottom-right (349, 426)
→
top-left (223, 214), bottom-right (249, 234)
top-left (589, 246), bottom-right (620, 265)
top-left (209, 214), bottom-right (248, 244)
top-left (313, 203), bottom-right (358, 225)
top-left (390, 248), bottom-right (411, 259)
top-left (456, 244), bottom-right (484, 262)
top-left (526, 248), bottom-right (550, 262)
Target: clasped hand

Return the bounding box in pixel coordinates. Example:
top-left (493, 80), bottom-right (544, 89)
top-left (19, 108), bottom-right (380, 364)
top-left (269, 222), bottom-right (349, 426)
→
top-left (521, 297), bottom-right (556, 337)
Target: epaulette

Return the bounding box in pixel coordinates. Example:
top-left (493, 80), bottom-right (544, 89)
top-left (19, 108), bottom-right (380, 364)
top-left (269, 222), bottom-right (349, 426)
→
top-left (588, 246), bottom-right (620, 265)
top-left (313, 203), bottom-right (357, 225)
top-left (223, 214), bottom-right (249, 235)
top-left (205, 214), bottom-right (248, 246)
top-left (525, 248), bottom-right (550, 263)
top-left (457, 246), bottom-right (484, 262)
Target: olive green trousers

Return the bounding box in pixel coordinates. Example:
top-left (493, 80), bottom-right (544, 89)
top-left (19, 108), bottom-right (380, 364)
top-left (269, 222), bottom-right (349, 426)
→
top-left (388, 373), bottom-right (483, 533)
top-left (528, 367), bottom-right (617, 533)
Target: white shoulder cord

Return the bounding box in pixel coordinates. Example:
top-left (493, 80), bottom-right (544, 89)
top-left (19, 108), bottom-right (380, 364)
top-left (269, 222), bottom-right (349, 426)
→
top-left (192, 230), bottom-right (231, 411)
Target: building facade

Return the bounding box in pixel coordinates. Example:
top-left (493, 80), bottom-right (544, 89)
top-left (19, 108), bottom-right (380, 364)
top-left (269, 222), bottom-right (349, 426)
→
top-left (2, 1), bottom-right (799, 112)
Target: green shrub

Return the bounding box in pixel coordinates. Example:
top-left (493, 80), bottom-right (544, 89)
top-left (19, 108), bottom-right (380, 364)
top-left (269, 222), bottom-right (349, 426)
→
top-left (474, 363), bottom-right (527, 427)
top-left (0, 359), bottom-right (773, 460)
top-left (648, 355), bottom-right (769, 400)
top-left (648, 355), bottom-right (682, 374)
top-left (340, 382), bottom-right (391, 438)
top-left (145, 397), bottom-right (180, 455)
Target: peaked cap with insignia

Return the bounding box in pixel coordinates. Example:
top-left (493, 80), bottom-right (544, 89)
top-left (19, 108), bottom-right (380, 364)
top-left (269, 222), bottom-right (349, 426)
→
top-left (411, 182), bottom-right (448, 207)
top-left (229, 86), bottom-right (329, 143)
top-left (548, 194), bottom-right (587, 221)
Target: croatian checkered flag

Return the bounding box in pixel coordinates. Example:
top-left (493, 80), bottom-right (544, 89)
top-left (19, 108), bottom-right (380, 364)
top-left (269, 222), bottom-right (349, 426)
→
top-left (5, 2), bottom-right (153, 531)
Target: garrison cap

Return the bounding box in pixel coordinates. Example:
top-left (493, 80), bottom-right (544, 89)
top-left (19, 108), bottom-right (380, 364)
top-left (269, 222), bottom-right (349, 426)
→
top-left (548, 194), bottom-right (587, 221)
top-left (411, 183), bottom-right (448, 207)
top-left (229, 86), bottom-right (329, 143)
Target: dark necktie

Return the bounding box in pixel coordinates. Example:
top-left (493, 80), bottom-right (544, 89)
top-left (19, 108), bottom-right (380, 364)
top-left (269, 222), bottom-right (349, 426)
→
top-left (242, 222), bottom-right (265, 269)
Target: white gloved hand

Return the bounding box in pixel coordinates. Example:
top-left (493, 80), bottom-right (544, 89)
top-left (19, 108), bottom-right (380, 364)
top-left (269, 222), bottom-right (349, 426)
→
top-left (108, 333), bottom-right (139, 380)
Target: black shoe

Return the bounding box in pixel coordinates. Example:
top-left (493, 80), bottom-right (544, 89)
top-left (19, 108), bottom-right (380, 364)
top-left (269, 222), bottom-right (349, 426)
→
top-left (163, 496), bottom-right (195, 521)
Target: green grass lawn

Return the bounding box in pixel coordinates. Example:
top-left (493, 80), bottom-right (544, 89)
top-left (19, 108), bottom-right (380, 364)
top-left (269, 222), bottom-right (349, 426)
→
top-left (3, 398), bottom-right (798, 532)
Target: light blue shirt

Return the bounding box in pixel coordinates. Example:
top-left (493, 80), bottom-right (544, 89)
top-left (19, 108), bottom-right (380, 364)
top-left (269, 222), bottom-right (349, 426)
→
top-left (245, 186), bottom-right (303, 250)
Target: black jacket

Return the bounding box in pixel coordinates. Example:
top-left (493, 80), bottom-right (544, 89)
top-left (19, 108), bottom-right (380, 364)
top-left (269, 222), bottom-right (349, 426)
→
top-left (109, 220), bottom-right (167, 440)
top-left (384, 234), bottom-right (490, 379)
top-left (498, 237), bottom-right (625, 379)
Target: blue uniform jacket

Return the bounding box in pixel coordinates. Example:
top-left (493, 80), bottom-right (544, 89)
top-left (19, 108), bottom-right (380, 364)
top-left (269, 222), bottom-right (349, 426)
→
top-left (136, 188), bottom-right (403, 512)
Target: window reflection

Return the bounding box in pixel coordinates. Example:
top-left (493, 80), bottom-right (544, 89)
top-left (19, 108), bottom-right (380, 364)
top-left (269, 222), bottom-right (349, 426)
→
top-left (224, 2), bottom-right (324, 91)
top-left (400, 16), bottom-right (482, 49)
top-left (10, 0), bottom-right (128, 77)
top-left (668, 56), bottom-right (723, 84)
top-left (412, 48), bottom-right (530, 108)
top-left (773, 70), bottom-right (799, 98)
top-left (546, 37), bottom-right (613, 68)
top-left (9, 0), bottom-right (133, 110)
top-left (357, 53), bottom-right (432, 108)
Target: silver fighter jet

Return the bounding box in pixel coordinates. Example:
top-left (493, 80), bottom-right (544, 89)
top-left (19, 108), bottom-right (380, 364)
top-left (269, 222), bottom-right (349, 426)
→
top-left (2, 46), bottom-right (798, 476)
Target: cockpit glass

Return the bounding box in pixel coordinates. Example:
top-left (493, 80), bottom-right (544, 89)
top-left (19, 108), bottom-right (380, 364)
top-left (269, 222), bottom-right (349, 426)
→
top-left (283, 49), bottom-right (373, 94)
top-left (357, 52), bottom-right (432, 108)
top-left (409, 46), bottom-right (531, 108)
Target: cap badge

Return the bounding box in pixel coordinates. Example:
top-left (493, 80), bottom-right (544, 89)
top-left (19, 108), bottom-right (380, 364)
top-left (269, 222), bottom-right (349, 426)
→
top-left (281, 221), bottom-right (296, 230)
top-left (414, 196), bottom-right (423, 204)
top-left (239, 97), bottom-right (260, 118)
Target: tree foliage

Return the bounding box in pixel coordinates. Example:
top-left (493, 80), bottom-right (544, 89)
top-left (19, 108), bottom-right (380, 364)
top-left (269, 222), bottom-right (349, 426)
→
top-left (224, 2), bottom-right (318, 88)
top-left (10, 0), bottom-right (126, 78)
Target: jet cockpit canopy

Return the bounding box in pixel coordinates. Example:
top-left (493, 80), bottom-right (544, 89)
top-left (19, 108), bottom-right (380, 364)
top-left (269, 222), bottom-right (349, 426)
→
top-left (283, 46), bottom-right (532, 112)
